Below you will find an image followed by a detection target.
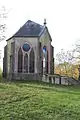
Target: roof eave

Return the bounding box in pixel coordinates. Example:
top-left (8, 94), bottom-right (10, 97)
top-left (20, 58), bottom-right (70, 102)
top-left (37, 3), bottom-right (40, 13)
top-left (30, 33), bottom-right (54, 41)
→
top-left (46, 27), bottom-right (52, 41)
top-left (38, 27), bottom-right (52, 41)
top-left (6, 36), bottom-right (39, 41)
top-left (6, 36), bottom-right (13, 41)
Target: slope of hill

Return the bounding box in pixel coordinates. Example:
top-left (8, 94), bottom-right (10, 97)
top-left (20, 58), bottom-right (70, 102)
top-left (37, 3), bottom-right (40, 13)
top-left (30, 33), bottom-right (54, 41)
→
top-left (0, 81), bottom-right (80, 120)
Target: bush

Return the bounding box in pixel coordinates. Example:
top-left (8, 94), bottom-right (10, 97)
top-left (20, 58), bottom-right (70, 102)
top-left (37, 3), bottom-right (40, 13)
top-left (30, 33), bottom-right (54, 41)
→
top-left (0, 67), bottom-right (2, 81)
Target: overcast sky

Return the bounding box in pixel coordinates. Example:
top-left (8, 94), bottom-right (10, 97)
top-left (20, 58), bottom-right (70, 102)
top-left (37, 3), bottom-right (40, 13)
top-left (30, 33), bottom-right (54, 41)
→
top-left (0, 0), bottom-right (80, 68)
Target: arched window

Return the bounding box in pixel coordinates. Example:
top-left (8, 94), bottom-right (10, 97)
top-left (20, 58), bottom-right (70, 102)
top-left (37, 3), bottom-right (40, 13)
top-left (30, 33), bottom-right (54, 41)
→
top-left (18, 48), bottom-right (23, 72)
top-left (24, 53), bottom-right (28, 73)
top-left (43, 46), bottom-right (47, 74)
top-left (46, 50), bottom-right (48, 73)
top-left (39, 42), bottom-right (42, 58)
top-left (39, 42), bottom-right (43, 73)
top-left (29, 48), bottom-right (35, 73)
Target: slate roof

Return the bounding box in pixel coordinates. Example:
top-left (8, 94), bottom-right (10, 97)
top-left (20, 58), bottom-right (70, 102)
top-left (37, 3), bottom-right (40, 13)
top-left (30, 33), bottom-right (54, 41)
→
top-left (6, 20), bottom-right (52, 41)
top-left (13, 20), bottom-right (45, 37)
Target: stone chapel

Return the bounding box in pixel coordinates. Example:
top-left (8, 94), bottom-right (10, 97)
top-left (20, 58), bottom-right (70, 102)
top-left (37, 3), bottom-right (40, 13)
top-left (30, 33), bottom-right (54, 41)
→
top-left (3, 19), bottom-right (54, 80)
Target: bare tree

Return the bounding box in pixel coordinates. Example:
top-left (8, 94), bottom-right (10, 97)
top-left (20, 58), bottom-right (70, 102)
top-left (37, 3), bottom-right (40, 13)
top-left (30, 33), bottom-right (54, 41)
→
top-left (56, 49), bottom-right (75, 64)
top-left (55, 49), bottom-right (77, 78)
top-left (0, 6), bottom-right (7, 67)
top-left (74, 40), bottom-right (80, 64)
top-left (0, 6), bottom-right (7, 42)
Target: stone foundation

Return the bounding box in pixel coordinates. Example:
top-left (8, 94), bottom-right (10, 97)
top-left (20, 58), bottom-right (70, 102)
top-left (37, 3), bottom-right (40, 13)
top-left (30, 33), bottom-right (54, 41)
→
top-left (7, 73), bottom-right (42, 81)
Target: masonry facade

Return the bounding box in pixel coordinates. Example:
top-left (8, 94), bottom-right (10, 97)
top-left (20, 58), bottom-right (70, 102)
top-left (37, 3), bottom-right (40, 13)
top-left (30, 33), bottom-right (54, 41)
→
top-left (3, 20), bottom-right (54, 80)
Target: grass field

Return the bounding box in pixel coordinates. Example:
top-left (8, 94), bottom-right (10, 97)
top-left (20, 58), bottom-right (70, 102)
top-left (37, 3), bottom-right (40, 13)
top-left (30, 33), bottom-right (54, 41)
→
top-left (0, 81), bottom-right (80, 120)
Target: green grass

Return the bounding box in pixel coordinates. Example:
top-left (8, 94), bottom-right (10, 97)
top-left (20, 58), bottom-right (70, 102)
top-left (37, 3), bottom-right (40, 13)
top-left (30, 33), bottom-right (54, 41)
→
top-left (0, 81), bottom-right (80, 120)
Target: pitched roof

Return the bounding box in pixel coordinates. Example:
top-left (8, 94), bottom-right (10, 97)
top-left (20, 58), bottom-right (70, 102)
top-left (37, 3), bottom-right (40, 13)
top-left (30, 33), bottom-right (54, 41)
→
top-left (6, 20), bottom-right (52, 41)
top-left (13, 20), bottom-right (45, 37)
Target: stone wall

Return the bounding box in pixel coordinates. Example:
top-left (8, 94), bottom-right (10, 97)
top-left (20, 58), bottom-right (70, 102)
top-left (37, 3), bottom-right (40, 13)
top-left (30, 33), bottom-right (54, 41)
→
top-left (42, 75), bottom-right (80, 85)
top-left (3, 45), bottom-right (7, 77)
top-left (6, 37), bottom-right (39, 75)
top-left (7, 38), bottom-right (14, 74)
top-left (7, 73), bottom-right (42, 81)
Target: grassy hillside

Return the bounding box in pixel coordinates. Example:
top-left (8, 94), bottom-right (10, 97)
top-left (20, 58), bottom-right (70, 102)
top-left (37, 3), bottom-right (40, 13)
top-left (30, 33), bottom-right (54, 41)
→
top-left (0, 81), bottom-right (80, 120)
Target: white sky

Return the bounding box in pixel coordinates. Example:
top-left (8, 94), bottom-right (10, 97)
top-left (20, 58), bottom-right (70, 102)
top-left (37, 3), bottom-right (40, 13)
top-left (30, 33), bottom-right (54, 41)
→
top-left (0, 0), bottom-right (80, 68)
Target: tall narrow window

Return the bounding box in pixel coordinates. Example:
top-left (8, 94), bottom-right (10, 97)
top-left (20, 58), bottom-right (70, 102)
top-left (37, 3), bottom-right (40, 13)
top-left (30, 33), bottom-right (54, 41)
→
top-left (29, 48), bottom-right (35, 73)
top-left (24, 53), bottom-right (28, 72)
top-left (39, 42), bottom-right (43, 73)
top-left (18, 48), bottom-right (23, 72)
top-left (11, 42), bottom-right (15, 72)
top-left (46, 50), bottom-right (48, 73)
top-left (39, 42), bottom-right (42, 58)
top-left (43, 46), bottom-right (47, 74)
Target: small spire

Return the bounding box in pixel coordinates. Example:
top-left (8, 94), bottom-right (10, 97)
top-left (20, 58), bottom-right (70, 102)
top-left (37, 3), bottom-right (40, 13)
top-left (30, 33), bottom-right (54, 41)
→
top-left (44, 18), bottom-right (47, 26)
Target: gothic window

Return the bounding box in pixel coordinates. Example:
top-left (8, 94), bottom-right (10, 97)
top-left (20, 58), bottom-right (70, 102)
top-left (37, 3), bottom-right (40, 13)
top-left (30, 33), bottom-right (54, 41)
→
top-left (29, 48), bottom-right (35, 73)
top-left (43, 46), bottom-right (47, 60)
top-left (24, 53), bottom-right (28, 72)
top-left (46, 50), bottom-right (48, 73)
top-left (39, 42), bottom-right (42, 58)
top-left (43, 46), bottom-right (46, 53)
top-left (41, 60), bottom-right (43, 74)
top-left (22, 43), bottom-right (30, 52)
top-left (18, 48), bottom-right (23, 72)
top-left (10, 55), bottom-right (12, 73)
top-left (39, 42), bottom-right (43, 73)
top-left (43, 46), bottom-right (47, 74)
